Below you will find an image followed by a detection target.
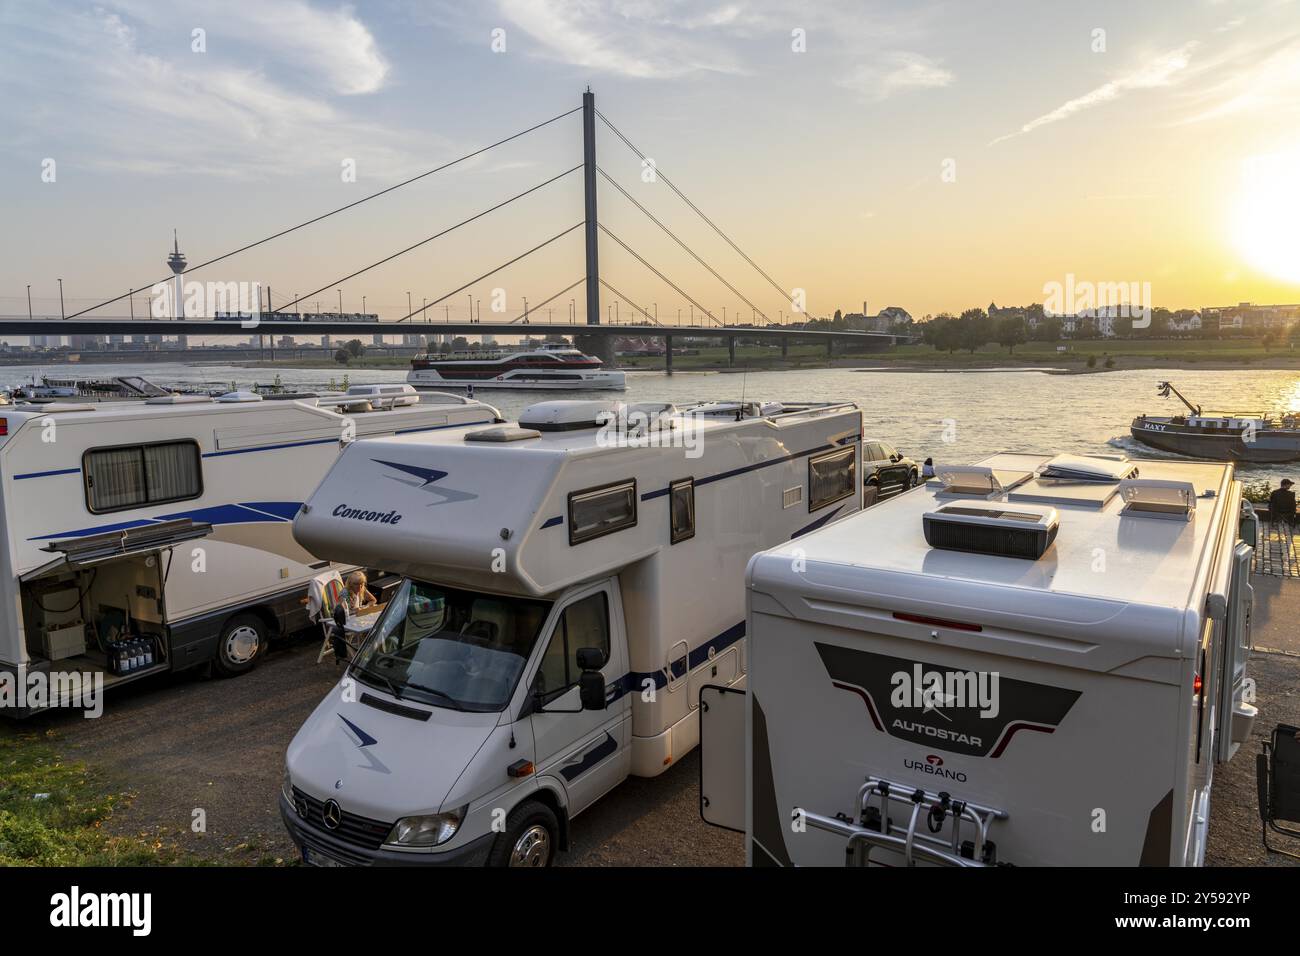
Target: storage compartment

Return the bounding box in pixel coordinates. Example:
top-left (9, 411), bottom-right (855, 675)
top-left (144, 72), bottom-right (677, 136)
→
top-left (20, 550), bottom-right (169, 683)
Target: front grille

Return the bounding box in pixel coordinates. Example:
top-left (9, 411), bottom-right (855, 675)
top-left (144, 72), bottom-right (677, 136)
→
top-left (291, 787), bottom-right (393, 851)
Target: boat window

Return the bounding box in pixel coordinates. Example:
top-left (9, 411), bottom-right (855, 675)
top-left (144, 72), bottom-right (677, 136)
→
top-left (670, 477), bottom-right (695, 544)
top-left (534, 591), bottom-right (610, 704)
top-left (569, 479), bottom-right (637, 545)
top-left (83, 440), bottom-right (203, 514)
top-left (808, 446), bottom-right (856, 512)
top-left (350, 579), bottom-right (551, 713)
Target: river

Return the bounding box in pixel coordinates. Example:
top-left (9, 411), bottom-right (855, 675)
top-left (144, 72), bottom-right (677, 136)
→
top-left (4, 362), bottom-right (1299, 487)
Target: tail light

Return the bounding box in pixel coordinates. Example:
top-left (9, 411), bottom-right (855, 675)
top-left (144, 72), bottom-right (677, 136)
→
top-left (0, 419), bottom-right (7, 436)
top-left (1193, 673), bottom-right (1203, 695)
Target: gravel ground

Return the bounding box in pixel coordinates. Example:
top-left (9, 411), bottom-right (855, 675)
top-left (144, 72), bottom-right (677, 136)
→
top-left (9, 634), bottom-right (741, 866)
top-left (7, 573), bottom-right (1297, 867)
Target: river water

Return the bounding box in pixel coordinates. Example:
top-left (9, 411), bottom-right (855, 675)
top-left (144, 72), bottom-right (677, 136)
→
top-left (5, 362), bottom-right (1299, 487)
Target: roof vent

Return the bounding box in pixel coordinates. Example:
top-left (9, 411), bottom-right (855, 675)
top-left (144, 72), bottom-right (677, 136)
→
top-left (215, 390), bottom-right (263, 403)
top-left (145, 394), bottom-right (213, 405)
top-left (923, 501), bottom-right (1059, 560)
top-left (519, 400), bottom-right (623, 432)
top-left (933, 464), bottom-right (1033, 499)
top-left (1118, 478), bottom-right (1196, 520)
top-left (346, 383), bottom-right (419, 407)
top-left (466, 426), bottom-right (542, 443)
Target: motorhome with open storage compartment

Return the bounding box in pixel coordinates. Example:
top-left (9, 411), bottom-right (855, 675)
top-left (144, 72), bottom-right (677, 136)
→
top-left (0, 387), bottom-right (498, 715)
top-left (281, 399), bottom-right (863, 866)
top-left (701, 452), bottom-right (1257, 866)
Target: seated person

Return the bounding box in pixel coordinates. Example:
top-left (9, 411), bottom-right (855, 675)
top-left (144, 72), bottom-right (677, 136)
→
top-left (344, 571), bottom-right (378, 614)
top-left (1269, 478), bottom-right (1296, 528)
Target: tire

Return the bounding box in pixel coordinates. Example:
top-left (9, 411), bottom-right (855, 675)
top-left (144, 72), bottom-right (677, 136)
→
top-left (905, 470), bottom-right (917, 489)
top-left (487, 800), bottom-right (559, 868)
top-left (213, 613), bottom-right (266, 677)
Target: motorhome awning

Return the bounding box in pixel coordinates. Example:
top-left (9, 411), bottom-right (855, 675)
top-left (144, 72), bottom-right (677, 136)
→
top-left (20, 519), bottom-right (214, 583)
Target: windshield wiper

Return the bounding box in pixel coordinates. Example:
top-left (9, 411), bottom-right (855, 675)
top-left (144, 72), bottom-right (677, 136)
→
top-left (401, 680), bottom-right (466, 711)
top-left (352, 664), bottom-right (403, 700)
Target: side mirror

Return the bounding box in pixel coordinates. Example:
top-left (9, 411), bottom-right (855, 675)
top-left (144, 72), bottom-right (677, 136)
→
top-left (579, 671), bottom-right (606, 711)
top-left (576, 647), bottom-right (607, 671)
top-left (577, 647), bottom-right (608, 711)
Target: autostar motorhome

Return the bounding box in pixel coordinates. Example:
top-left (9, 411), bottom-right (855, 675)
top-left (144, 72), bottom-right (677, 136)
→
top-left (0, 387), bottom-right (498, 715)
top-left (281, 399), bottom-right (863, 866)
top-left (701, 452), bottom-right (1257, 867)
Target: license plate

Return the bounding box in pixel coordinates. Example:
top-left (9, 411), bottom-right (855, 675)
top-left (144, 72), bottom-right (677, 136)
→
top-left (303, 847), bottom-right (345, 867)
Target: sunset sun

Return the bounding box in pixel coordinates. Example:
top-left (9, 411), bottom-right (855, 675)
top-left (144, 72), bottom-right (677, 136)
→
top-left (1232, 147), bottom-right (1300, 284)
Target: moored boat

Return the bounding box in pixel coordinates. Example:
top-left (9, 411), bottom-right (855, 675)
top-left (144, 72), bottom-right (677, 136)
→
top-left (1130, 381), bottom-right (1300, 463)
top-left (407, 346), bottom-right (626, 391)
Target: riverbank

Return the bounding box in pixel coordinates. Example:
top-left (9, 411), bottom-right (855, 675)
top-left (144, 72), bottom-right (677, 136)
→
top-left (233, 340), bottom-right (1300, 375)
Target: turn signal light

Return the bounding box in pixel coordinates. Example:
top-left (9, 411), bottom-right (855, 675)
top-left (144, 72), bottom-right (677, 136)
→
top-left (507, 759), bottom-right (534, 778)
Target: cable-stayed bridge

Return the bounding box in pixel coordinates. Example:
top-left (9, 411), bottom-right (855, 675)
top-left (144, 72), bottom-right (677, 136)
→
top-left (5, 91), bottom-right (898, 366)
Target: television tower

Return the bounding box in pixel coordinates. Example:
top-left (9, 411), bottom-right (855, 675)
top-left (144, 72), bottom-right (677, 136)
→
top-left (166, 230), bottom-right (187, 320)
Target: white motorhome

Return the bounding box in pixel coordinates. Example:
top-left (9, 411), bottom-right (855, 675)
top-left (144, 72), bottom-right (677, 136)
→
top-left (0, 388), bottom-right (498, 715)
top-left (281, 399), bottom-right (863, 866)
top-left (701, 452), bottom-right (1257, 866)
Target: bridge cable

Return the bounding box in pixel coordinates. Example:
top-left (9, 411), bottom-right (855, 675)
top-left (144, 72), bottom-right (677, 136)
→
top-left (597, 165), bottom-right (770, 324)
top-left (505, 277), bottom-right (587, 325)
top-left (597, 223), bottom-right (719, 327)
top-left (279, 164), bottom-right (582, 314)
top-left (597, 279), bottom-right (658, 326)
top-left (595, 109), bottom-right (794, 317)
top-left (399, 222), bottom-right (584, 323)
top-left (62, 106), bottom-right (583, 321)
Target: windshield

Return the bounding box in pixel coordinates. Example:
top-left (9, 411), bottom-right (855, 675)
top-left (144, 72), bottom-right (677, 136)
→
top-left (350, 579), bottom-right (551, 712)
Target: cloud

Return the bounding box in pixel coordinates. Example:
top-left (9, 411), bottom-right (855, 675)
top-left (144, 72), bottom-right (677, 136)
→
top-left (101, 0), bottom-right (390, 95)
top-left (0, 4), bottom-right (419, 179)
top-left (1175, 33), bottom-right (1300, 124)
top-left (494, 0), bottom-right (747, 78)
top-left (839, 51), bottom-right (954, 101)
top-left (989, 43), bottom-right (1199, 144)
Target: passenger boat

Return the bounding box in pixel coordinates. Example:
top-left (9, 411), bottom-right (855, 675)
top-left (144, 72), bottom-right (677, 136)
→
top-left (407, 346), bottom-right (626, 391)
top-left (1130, 381), bottom-right (1300, 463)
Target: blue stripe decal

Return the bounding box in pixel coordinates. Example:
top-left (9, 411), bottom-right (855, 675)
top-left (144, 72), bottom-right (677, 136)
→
top-left (541, 515), bottom-right (563, 529)
top-left (640, 442), bottom-right (838, 501)
top-left (14, 467), bottom-right (81, 480)
top-left (559, 732), bottom-right (618, 782)
top-left (792, 504), bottom-right (843, 539)
top-left (29, 500), bottom-right (305, 540)
top-left (203, 437), bottom-right (338, 458)
top-left (611, 620), bottom-right (746, 698)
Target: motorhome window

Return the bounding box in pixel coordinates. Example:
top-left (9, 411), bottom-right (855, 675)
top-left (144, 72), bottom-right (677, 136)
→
top-left (84, 440), bottom-right (202, 514)
top-left (568, 479), bottom-right (637, 545)
top-left (350, 580), bottom-right (551, 713)
top-left (808, 447), bottom-right (856, 512)
top-left (670, 478), bottom-right (695, 544)
top-left (535, 592), bottom-right (610, 704)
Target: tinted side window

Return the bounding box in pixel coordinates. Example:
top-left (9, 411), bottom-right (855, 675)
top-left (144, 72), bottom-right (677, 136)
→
top-left (535, 592), bottom-right (610, 701)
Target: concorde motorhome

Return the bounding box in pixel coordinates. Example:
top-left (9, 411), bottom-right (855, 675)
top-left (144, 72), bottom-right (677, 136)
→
top-left (281, 399), bottom-right (863, 866)
top-left (700, 452), bottom-right (1257, 866)
top-left (0, 388), bottom-right (498, 715)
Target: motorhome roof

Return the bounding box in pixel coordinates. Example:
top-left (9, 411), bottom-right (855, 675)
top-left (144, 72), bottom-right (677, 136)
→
top-left (758, 451), bottom-right (1234, 612)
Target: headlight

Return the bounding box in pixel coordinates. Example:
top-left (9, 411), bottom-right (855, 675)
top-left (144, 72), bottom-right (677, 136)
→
top-left (281, 763), bottom-right (294, 803)
top-left (386, 808), bottom-right (466, 847)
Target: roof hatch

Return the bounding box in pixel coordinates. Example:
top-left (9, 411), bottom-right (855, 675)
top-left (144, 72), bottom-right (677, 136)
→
top-left (922, 501), bottom-right (1059, 560)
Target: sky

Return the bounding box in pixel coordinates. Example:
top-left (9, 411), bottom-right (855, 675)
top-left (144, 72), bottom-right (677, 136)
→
top-left (2, 0), bottom-right (1300, 337)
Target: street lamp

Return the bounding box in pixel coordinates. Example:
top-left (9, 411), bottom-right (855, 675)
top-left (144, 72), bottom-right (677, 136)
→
top-left (337, 289), bottom-right (343, 315)
top-left (26, 285), bottom-right (32, 321)
top-left (468, 294), bottom-right (474, 324)
top-left (407, 291), bottom-right (413, 320)
top-left (58, 279), bottom-right (64, 319)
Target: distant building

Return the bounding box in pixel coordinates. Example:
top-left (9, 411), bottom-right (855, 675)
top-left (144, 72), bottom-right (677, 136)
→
top-left (1202, 302), bottom-right (1300, 332)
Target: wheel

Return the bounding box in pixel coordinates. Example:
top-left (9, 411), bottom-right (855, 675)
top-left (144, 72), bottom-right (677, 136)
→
top-left (488, 800), bottom-right (558, 868)
top-left (905, 470), bottom-right (917, 489)
top-left (213, 613), bottom-right (266, 677)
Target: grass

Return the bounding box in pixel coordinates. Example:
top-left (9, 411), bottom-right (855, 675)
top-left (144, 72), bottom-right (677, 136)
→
top-left (0, 731), bottom-right (188, 866)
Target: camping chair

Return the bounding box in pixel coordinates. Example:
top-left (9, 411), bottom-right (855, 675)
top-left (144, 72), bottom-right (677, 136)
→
top-left (1256, 723), bottom-right (1300, 860)
top-left (306, 571), bottom-right (359, 664)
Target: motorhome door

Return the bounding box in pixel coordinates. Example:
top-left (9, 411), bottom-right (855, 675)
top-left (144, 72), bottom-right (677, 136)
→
top-left (1216, 541), bottom-right (1256, 763)
top-left (21, 519), bottom-right (215, 583)
top-left (529, 580), bottom-right (631, 816)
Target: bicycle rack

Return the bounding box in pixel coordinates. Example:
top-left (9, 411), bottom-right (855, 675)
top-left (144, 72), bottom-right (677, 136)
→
top-left (799, 775), bottom-right (1010, 867)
